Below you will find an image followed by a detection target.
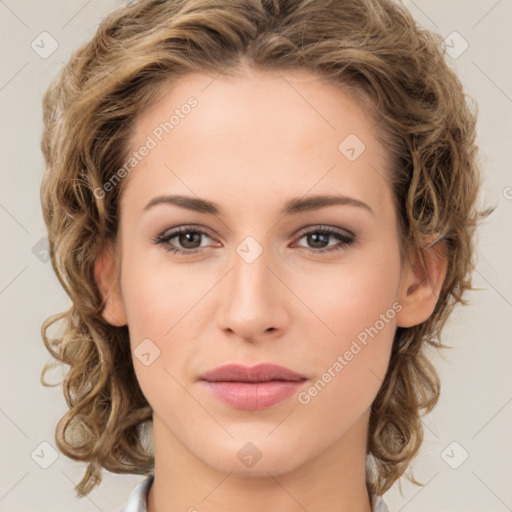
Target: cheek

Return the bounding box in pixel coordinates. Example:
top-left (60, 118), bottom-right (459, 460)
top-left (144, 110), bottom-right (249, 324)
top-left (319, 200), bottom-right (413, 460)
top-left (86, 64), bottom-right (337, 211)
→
top-left (301, 243), bottom-right (401, 342)
top-left (295, 246), bottom-right (401, 411)
top-left (119, 255), bottom-right (205, 411)
top-left (119, 249), bottom-right (218, 398)
top-left (120, 247), bottom-right (213, 339)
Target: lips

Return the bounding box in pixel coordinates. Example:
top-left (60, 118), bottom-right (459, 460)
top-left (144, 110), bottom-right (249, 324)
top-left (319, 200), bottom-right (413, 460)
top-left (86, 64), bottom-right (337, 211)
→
top-left (200, 363), bottom-right (307, 383)
top-left (199, 363), bottom-right (308, 410)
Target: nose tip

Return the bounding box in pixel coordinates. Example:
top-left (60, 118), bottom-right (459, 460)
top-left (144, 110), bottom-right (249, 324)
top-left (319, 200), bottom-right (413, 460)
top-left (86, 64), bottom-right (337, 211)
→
top-left (217, 251), bottom-right (288, 343)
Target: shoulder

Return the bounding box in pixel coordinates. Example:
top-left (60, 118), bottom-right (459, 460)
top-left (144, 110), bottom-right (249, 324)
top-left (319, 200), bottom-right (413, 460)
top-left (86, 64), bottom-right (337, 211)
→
top-left (117, 475), bottom-right (154, 512)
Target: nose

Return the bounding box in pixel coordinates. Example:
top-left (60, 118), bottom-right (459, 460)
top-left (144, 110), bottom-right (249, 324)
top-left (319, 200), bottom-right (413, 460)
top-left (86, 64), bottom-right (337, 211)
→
top-left (217, 245), bottom-right (289, 343)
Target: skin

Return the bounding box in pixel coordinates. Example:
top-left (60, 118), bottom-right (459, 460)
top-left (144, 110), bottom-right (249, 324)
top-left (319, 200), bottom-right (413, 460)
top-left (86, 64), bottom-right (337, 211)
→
top-left (95, 66), bottom-right (447, 512)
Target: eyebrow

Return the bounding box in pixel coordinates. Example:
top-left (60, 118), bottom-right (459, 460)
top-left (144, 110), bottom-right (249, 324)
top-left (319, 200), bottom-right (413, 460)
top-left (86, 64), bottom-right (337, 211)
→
top-left (143, 194), bottom-right (374, 216)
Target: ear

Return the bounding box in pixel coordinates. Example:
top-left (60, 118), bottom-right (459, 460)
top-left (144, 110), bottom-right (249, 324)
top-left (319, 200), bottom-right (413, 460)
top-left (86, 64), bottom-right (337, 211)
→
top-left (94, 244), bottom-right (128, 327)
top-left (396, 235), bottom-right (448, 328)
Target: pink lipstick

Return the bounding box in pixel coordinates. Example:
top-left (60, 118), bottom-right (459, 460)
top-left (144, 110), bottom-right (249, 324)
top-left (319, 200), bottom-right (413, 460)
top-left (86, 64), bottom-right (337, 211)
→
top-left (199, 363), bottom-right (307, 410)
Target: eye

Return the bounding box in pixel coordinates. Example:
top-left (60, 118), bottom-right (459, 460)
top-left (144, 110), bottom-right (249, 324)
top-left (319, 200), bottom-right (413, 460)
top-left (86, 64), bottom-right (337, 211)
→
top-left (292, 225), bottom-right (355, 254)
top-left (153, 224), bottom-right (355, 256)
top-left (152, 225), bottom-right (217, 255)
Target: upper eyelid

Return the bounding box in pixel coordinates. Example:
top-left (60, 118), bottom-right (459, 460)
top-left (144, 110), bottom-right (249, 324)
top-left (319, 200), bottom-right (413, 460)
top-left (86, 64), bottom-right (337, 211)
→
top-left (155, 225), bottom-right (218, 250)
top-left (294, 224), bottom-right (355, 238)
top-left (158, 224), bottom-right (213, 238)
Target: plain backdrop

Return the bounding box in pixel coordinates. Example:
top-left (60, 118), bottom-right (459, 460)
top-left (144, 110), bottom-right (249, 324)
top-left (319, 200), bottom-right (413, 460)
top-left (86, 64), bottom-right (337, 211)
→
top-left (1, 1), bottom-right (511, 511)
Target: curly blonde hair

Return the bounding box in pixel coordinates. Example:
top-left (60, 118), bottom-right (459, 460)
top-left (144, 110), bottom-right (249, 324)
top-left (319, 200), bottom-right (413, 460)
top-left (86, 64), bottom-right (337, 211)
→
top-left (40, 0), bottom-right (490, 498)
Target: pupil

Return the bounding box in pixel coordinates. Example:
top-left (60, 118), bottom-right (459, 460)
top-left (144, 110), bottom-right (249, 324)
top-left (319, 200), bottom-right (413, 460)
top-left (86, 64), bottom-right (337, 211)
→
top-left (308, 233), bottom-right (328, 248)
top-left (180, 232), bottom-right (201, 248)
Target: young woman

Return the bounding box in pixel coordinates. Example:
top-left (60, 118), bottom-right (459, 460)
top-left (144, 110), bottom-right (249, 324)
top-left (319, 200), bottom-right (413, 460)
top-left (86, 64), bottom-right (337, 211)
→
top-left (39, 1), bottom-right (489, 511)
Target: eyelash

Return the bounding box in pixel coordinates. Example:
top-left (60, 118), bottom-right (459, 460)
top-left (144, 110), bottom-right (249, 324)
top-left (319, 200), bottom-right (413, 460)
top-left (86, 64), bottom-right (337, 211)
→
top-left (152, 224), bottom-right (355, 256)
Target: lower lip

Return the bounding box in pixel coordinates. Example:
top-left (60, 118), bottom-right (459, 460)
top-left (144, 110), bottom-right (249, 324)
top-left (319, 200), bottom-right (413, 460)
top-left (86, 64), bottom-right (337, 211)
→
top-left (202, 380), bottom-right (306, 410)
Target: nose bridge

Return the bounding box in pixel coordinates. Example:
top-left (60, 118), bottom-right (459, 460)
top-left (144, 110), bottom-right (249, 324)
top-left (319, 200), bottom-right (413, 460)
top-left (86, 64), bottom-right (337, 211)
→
top-left (218, 240), bottom-right (286, 340)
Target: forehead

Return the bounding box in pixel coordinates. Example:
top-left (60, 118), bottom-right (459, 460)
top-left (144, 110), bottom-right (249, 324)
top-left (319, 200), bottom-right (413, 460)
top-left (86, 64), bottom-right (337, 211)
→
top-left (122, 69), bottom-right (393, 218)
top-left (130, 68), bottom-right (379, 152)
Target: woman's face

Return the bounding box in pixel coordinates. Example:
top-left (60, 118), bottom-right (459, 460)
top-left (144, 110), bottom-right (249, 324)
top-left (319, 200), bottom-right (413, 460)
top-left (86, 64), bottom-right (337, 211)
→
top-left (98, 68), bottom-right (433, 476)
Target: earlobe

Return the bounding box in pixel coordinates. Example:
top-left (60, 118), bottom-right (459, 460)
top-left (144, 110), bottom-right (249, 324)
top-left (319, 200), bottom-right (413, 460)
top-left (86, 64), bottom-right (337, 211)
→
top-left (94, 245), bottom-right (128, 327)
top-left (396, 236), bottom-right (448, 328)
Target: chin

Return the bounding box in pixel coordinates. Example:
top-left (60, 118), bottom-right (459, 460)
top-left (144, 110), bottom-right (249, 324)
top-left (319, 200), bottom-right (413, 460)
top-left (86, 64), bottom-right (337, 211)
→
top-left (196, 435), bottom-right (306, 477)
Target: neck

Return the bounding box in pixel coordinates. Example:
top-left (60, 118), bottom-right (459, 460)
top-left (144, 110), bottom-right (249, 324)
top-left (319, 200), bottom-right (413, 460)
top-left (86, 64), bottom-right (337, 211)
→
top-left (147, 411), bottom-right (373, 512)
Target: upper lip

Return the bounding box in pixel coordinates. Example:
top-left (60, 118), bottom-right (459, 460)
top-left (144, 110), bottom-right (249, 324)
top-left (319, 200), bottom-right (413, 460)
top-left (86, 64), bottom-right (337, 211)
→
top-left (199, 363), bottom-right (307, 383)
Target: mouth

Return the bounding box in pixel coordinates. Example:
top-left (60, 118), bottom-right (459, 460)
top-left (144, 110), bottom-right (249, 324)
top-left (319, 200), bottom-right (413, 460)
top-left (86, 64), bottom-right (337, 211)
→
top-left (199, 362), bottom-right (307, 382)
top-left (199, 363), bottom-right (308, 410)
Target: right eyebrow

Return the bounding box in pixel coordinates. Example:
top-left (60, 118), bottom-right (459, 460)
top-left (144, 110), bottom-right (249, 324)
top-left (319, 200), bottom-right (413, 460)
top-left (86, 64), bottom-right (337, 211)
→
top-left (143, 195), bottom-right (221, 215)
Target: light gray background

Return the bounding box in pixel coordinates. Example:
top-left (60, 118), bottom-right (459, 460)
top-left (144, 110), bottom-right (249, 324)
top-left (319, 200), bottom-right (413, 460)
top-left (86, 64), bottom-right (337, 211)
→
top-left (1, 1), bottom-right (511, 511)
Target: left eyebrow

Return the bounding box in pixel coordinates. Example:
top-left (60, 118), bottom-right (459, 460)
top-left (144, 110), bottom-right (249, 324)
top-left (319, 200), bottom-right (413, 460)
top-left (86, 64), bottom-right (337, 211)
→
top-left (281, 194), bottom-right (374, 216)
